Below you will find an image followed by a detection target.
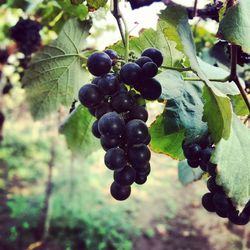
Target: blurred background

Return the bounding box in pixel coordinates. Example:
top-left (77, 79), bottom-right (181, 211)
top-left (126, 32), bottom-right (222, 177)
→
top-left (0, 0), bottom-right (250, 250)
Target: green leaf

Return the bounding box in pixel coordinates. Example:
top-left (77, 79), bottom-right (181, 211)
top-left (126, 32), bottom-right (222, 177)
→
top-left (87, 0), bottom-right (107, 9)
top-left (23, 19), bottom-right (91, 120)
top-left (218, 1), bottom-right (250, 53)
top-left (159, 6), bottom-right (233, 143)
top-left (149, 114), bottom-right (185, 160)
top-left (230, 95), bottom-right (249, 116)
top-left (59, 105), bottom-right (99, 156)
top-left (57, 0), bottom-right (88, 20)
top-left (212, 115), bottom-right (250, 207)
top-left (178, 160), bottom-right (203, 185)
top-left (111, 17), bottom-right (183, 67)
top-left (156, 70), bottom-right (208, 140)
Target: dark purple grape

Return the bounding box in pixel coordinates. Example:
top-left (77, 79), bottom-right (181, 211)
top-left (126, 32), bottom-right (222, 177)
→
top-left (100, 135), bottom-right (122, 151)
top-left (135, 56), bottom-right (152, 67)
top-left (134, 162), bottom-right (151, 175)
top-left (212, 191), bottom-right (230, 214)
top-left (228, 208), bottom-right (250, 225)
top-left (98, 112), bottom-right (125, 137)
top-left (88, 107), bottom-right (96, 116)
top-left (0, 49), bottom-right (9, 64)
top-left (129, 106), bottom-right (148, 122)
top-left (142, 62), bottom-right (158, 78)
top-left (111, 91), bottom-right (135, 113)
top-left (207, 162), bottom-right (217, 177)
top-left (143, 134), bottom-right (151, 145)
top-left (125, 119), bottom-right (149, 145)
top-left (201, 147), bottom-right (214, 163)
top-left (207, 177), bottom-right (222, 193)
top-left (128, 144), bottom-right (151, 165)
top-left (92, 77), bottom-right (100, 85)
top-left (95, 102), bottom-right (113, 119)
top-left (78, 84), bottom-right (102, 108)
top-left (97, 74), bottom-right (120, 95)
top-left (92, 120), bottom-right (101, 138)
top-left (136, 78), bottom-right (162, 101)
top-left (182, 143), bottom-right (202, 160)
top-left (114, 165), bottom-right (136, 186)
top-left (110, 182), bottom-right (131, 201)
top-left (120, 63), bottom-right (142, 86)
top-left (141, 48), bottom-right (163, 67)
top-left (104, 49), bottom-right (118, 65)
top-left (202, 193), bottom-right (216, 212)
top-left (104, 148), bottom-right (126, 170)
top-left (135, 173), bottom-right (147, 185)
top-left (87, 52), bottom-right (112, 76)
top-left (187, 159), bottom-right (200, 168)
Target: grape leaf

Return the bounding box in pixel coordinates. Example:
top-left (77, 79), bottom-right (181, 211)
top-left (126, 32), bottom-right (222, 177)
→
top-left (59, 105), bottom-right (99, 156)
top-left (159, 5), bottom-right (232, 143)
top-left (23, 19), bottom-right (91, 120)
top-left (230, 95), bottom-right (249, 116)
top-left (156, 70), bottom-right (208, 140)
top-left (111, 19), bottom-right (183, 67)
top-left (212, 115), bottom-right (250, 207)
top-left (149, 114), bottom-right (185, 160)
top-left (87, 0), bottom-right (107, 9)
top-left (218, 1), bottom-right (250, 53)
top-left (57, 0), bottom-right (88, 20)
top-left (178, 160), bottom-right (203, 186)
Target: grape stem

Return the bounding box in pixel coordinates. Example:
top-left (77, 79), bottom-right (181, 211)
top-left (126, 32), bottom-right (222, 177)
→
top-left (183, 77), bottom-right (229, 83)
top-left (229, 44), bottom-right (250, 113)
top-left (161, 66), bottom-right (193, 72)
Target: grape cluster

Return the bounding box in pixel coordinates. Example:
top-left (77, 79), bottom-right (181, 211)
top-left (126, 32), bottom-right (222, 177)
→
top-left (78, 48), bottom-right (163, 200)
top-left (226, 45), bottom-right (250, 66)
top-left (10, 18), bottom-right (42, 56)
top-left (187, 2), bottom-right (223, 21)
top-left (182, 137), bottom-right (250, 225)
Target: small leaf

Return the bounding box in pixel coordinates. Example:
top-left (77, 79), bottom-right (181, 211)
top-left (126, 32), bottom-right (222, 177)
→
top-left (178, 160), bottom-right (203, 186)
top-left (230, 95), bottom-right (249, 116)
top-left (149, 114), bottom-right (185, 160)
top-left (212, 115), bottom-right (250, 207)
top-left (59, 105), bottom-right (99, 156)
top-left (23, 19), bottom-right (91, 120)
top-left (218, 1), bottom-right (250, 53)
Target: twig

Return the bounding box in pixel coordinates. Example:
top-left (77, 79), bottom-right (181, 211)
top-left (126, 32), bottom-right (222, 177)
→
top-left (161, 66), bottom-right (193, 72)
top-left (193, 0), bottom-right (198, 18)
top-left (112, 0), bottom-right (126, 47)
top-left (229, 45), bottom-right (250, 113)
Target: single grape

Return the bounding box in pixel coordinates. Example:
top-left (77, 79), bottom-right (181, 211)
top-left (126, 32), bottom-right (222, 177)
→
top-left (215, 209), bottom-right (228, 218)
top-left (129, 106), bottom-right (148, 122)
top-left (199, 135), bottom-right (213, 148)
top-left (143, 134), bottom-right (151, 145)
top-left (134, 162), bottom-right (151, 175)
top-left (110, 182), bottom-right (131, 201)
top-left (207, 162), bottom-right (217, 177)
top-left (135, 56), bottom-right (153, 67)
top-left (125, 119), bottom-right (149, 145)
top-left (120, 63), bottom-right (142, 85)
top-left (114, 165), bottom-right (136, 186)
top-left (128, 144), bottom-right (151, 165)
top-left (104, 49), bottom-right (118, 65)
top-left (202, 193), bottom-right (216, 212)
top-left (187, 159), bottom-right (200, 168)
top-left (141, 48), bottom-right (163, 67)
top-left (111, 91), bottom-right (135, 113)
top-left (199, 161), bottom-right (208, 172)
top-left (228, 208), bottom-right (250, 225)
top-left (104, 148), bottom-right (126, 170)
top-left (182, 143), bottom-right (202, 160)
top-left (137, 78), bottom-right (162, 101)
top-left (87, 52), bottom-right (112, 76)
top-left (135, 173), bottom-right (147, 185)
top-left (212, 191), bottom-right (230, 214)
top-left (207, 177), bottom-right (222, 193)
top-left (98, 112), bottom-right (125, 137)
top-left (242, 200), bottom-right (250, 216)
top-left (95, 103), bottom-right (113, 119)
top-left (92, 120), bottom-right (101, 138)
top-left (100, 135), bottom-right (122, 151)
top-left (142, 62), bottom-right (158, 78)
top-left (201, 147), bottom-right (214, 163)
top-left (0, 49), bottom-right (9, 64)
top-left (78, 84), bottom-right (102, 108)
top-left (97, 74), bottom-right (120, 95)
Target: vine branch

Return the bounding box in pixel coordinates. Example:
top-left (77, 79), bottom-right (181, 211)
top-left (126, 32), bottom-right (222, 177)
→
top-left (229, 45), bottom-right (250, 113)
